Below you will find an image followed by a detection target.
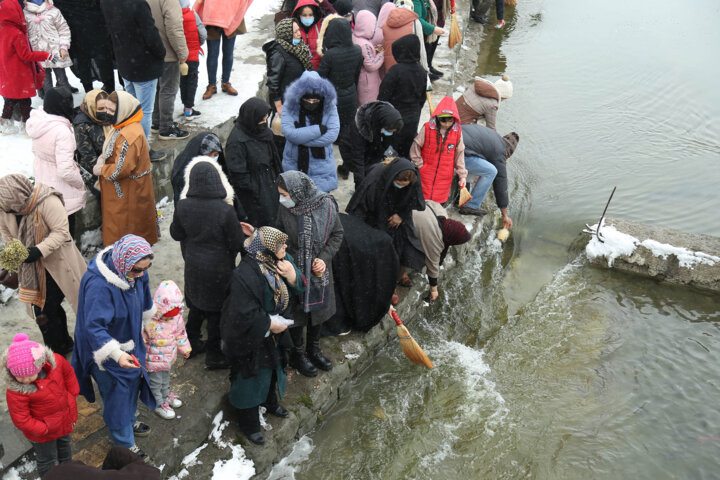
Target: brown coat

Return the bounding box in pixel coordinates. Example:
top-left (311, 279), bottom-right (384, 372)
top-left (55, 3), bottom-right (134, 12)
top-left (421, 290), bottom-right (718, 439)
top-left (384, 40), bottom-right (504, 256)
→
top-left (382, 9), bottom-right (427, 72)
top-left (457, 78), bottom-right (501, 128)
top-left (0, 195), bottom-right (87, 313)
top-left (99, 123), bottom-right (158, 246)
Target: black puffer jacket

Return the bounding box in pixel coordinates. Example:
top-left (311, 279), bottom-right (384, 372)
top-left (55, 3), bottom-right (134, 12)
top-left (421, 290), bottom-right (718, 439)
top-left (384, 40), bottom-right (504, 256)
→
top-left (378, 34), bottom-right (427, 157)
top-left (317, 18), bottom-right (363, 125)
top-left (99, 0), bottom-right (165, 82)
top-left (53, 0), bottom-right (113, 58)
top-left (263, 40), bottom-right (307, 105)
top-left (170, 159), bottom-right (244, 311)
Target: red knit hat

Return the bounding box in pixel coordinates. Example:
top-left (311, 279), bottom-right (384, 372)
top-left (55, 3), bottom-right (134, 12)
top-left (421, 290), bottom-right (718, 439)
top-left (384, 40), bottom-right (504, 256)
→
top-left (6, 333), bottom-right (45, 378)
top-left (440, 219), bottom-right (471, 264)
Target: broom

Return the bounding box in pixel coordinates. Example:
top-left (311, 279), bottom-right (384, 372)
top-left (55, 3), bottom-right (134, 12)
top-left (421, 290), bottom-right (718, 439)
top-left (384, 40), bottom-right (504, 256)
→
top-left (390, 310), bottom-right (434, 369)
top-left (448, 0), bottom-right (462, 49)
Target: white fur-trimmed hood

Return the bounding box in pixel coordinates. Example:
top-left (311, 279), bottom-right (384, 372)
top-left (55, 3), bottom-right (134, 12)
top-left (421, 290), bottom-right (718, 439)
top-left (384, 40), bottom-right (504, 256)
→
top-left (180, 156), bottom-right (235, 206)
top-left (94, 246), bottom-right (130, 291)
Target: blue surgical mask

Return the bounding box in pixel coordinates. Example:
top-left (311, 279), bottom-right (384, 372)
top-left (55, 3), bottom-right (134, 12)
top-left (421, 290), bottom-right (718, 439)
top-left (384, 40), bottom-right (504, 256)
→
top-left (279, 196), bottom-right (295, 208)
top-left (292, 38), bottom-right (302, 46)
top-left (380, 128), bottom-right (394, 137)
top-left (300, 17), bottom-right (315, 27)
top-left (392, 181), bottom-right (407, 189)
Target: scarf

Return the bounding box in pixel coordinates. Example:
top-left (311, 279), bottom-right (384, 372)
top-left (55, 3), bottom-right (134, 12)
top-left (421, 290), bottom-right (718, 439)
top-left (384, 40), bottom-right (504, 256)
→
top-left (111, 234), bottom-right (153, 287)
top-left (297, 96), bottom-right (326, 174)
top-left (439, 217), bottom-right (470, 264)
top-left (0, 175), bottom-right (64, 309)
top-left (280, 171), bottom-right (336, 311)
top-left (275, 18), bottom-right (313, 71)
top-left (199, 133), bottom-right (223, 155)
top-left (101, 91), bottom-right (143, 158)
top-left (244, 227), bottom-right (291, 314)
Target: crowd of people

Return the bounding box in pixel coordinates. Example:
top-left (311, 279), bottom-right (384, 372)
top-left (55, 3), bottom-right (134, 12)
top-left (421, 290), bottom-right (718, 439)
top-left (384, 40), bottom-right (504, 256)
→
top-left (0, 0), bottom-right (519, 475)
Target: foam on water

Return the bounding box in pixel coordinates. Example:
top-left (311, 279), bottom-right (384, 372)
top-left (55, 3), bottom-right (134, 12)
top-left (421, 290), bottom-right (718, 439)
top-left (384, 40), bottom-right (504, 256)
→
top-left (266, 436), bottom-right (314, 480)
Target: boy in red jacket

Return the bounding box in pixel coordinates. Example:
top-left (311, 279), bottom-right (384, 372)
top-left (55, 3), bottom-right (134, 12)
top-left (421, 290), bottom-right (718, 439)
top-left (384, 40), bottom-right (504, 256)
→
top-left (2, 333), bottom-right (79, 478)
top-left (179, 0), bottom-right (207, 117)
top-left (0, 0), bottom-right (51, 134)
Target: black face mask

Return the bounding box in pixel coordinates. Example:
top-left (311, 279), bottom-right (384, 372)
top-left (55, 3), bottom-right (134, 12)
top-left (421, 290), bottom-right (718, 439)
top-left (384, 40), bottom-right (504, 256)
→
top-left (96, 112), bottom-right (115, 125)
top-left (301, 100), bottom-right (321, 112)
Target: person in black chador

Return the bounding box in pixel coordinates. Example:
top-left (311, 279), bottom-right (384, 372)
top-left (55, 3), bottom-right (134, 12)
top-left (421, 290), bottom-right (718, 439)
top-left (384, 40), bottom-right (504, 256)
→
top-left (170, 132), bottom-right (225, 205)
top-left (346, 100), bottom-right (403, 189)
top-left (225, 97), bottom-right (283, 227)
top-left (220, 227), bottom-right (304, 446)
top-left (378, 34), bottom-right (427, 157)
top-left (346, 157), bottom-right (426, 280)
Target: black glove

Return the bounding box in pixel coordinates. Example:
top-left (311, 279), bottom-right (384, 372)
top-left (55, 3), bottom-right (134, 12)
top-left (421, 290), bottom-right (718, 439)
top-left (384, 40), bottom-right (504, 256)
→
top-left (319, 125), bottom-right (328, 135)
top-left (24, 247), bottom-right (43, 264)
top-left (294, 121), bottom-right (301, 128)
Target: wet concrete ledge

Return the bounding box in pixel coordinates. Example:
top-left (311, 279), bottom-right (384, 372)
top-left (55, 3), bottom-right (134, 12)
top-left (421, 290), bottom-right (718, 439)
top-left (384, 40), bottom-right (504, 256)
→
top-left (586, 217), bottom-right (720, 294)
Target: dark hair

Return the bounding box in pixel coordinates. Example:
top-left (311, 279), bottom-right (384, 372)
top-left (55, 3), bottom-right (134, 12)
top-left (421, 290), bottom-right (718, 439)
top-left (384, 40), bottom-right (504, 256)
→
top-left (277, 175), bottom-right (288, 191)
top-left (395, 169), bottom-right (417, 183)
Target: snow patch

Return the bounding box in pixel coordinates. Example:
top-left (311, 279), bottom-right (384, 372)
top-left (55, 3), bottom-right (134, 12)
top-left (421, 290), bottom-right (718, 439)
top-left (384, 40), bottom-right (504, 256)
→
top-left (156, 196), bottom-right (171, 209)
top-left (639, 239), bottom-right (719, 268)
top-left (267, 436), bottom-right (315, 480)
top-left (181, 443), bottom-right (208, 468)
top-left (80, 228), bottom-right (103, 255)
top-left (209, 410), bottom-right (255, 479)
top-left (2, 456), bottom-right (39, 480)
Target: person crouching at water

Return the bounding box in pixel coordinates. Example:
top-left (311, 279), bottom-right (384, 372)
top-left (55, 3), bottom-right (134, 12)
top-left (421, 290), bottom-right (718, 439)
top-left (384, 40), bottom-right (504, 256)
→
top-left (276, 171), bottom-right (344, 377)
top-left (456, 75), bottom-right (513, 129)
top-left (412, 200), bottom-right (471, 301)
top-left (221, 227), bottom-right (305, 445)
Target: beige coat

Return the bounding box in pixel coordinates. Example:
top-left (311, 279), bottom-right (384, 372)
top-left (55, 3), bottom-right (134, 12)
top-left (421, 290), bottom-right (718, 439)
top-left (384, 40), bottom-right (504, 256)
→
top-left (0, 195), bottom-right (87, 313)
top-left (411, 200), bottom-right (447, 279)
top-left (146, 0), bottom-right (189, 63)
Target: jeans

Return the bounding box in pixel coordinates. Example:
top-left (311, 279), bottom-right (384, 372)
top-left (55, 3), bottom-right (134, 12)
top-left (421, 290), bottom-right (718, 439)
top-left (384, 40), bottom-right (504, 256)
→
top-left (464, 155), bottom-right (498, 209)
top-left (206, 32), bottom-right (236, 85)
top-left (152, 62), bottom-right (181, 132)
top-left (148, 370), bottom-right (170, 407)
top-left (91, 364), bottom-right (141, 448)
top-left (123, 78), bottom-right (158, 140)
top-left (179, 61), bottom-right (200, 108)
top-left (30, 434), bottom-right (72, 477)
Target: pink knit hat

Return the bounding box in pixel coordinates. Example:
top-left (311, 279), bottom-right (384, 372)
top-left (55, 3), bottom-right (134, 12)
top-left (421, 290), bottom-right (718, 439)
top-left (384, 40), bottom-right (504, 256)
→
top-left (6, 333), bottom-right (45, 378)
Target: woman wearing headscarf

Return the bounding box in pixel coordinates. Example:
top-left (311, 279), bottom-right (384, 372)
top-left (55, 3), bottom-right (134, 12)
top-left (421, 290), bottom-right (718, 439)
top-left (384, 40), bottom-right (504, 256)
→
top-left (170, 157), bottom-right (244, 370)
top-left (276, 171), bottom-right (343, 377)
top-left (74, 89), bottom-right (113, 201)
top-left (292, 0), bottom-right (325, 70)
top-left (72, 234), bottom-right (156, 460)
top-left (170, 132), bottom-right (225, 205)
top-left (0, 174), bottom-right (87, 355)
top-left (346, 157), bottom-right (426, 285)
top-left (220, 226), bottom-right (304, 445)
top-left (93, 91), bottom-right (158, 246)
top-left (225, 97), bottom-right (283, 227)
top-left (26, 87), bottom-right (86, 236)
top-left (281, 71), bottom-right (340, 193)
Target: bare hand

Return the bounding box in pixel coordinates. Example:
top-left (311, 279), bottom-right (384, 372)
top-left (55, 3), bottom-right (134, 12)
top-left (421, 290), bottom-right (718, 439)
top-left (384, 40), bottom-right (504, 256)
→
top-left (387, 214), bottom-right (402, 228)
top-left (183, 351), bottom-right (191, 359)
top-left (276, 260), bottom-right (297, 285)
top-left (387, 304), bottom-right (396, 316)
top-left (433, 27), bottom-right (445, 36)
top-left (60, 49), bottom-right (68, 59)
top-left (269, 318), bottom-right (289, 334)
top-left (376, 45), bottom-right (384, 53)
top-left (502, 214), bottom-right (513, 230)
top-left (274, 100), bottom-right (283, 118)
top-left (240, 222), bottom-right (255, 237)
top-left (311, 258), bottom-right (326, 274)
top-left (428, 287), bottom-right (439, 302)
top-left (117, 353), bottom-right (139, 369)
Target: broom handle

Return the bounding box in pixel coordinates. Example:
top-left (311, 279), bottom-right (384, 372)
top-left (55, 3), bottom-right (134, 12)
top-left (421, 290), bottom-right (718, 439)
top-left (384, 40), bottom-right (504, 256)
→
top-left (426, 93), bottom-right (435, 115)
top-left (390, 310), bottom-right (403, 326)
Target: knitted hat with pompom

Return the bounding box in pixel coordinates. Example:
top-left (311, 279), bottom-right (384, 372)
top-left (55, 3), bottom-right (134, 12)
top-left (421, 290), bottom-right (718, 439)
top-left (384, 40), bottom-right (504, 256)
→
top-left (6, 333), bottom-right (45, 378)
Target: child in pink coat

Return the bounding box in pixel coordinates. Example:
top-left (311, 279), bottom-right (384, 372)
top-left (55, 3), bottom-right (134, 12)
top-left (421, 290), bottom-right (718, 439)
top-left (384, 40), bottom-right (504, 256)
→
top-left (352, 10), bottom-right (385, 106)
top-left (143, 280), bottom-right (191, 420)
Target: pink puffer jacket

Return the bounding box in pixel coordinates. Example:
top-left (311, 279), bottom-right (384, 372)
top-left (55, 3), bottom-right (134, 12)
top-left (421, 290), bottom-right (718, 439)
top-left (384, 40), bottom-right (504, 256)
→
top-left (27, 108), bottom-right (86, 215)
top-left (143, 280), bottom-right (191, 372)
top-left (353, 10), bottom-right (384, 106)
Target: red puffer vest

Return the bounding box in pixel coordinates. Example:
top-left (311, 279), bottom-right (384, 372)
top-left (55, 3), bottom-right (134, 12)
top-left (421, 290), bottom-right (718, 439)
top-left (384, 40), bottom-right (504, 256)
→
top-left (182, 7), bottom-right (201, 63)
top-left (419, 97), bottom-right (462, 203)
top-left (294, 0), bottom-right (323, 69)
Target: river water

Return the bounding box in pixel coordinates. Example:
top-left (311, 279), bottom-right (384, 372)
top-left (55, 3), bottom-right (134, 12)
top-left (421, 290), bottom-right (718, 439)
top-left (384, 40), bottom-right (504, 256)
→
top-left (270, 0), bottom-right (720, 478)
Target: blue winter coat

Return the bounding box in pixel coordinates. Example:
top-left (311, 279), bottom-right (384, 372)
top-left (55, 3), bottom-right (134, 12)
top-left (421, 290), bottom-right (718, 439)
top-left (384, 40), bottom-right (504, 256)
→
top-left (281, 71), bottom-right (340, 193)
top-left (72, 246), bottom-right (156, 430)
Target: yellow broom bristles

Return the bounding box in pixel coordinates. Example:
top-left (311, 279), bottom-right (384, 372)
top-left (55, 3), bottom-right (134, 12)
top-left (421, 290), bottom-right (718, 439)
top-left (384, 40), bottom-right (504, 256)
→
top-left (396, 324), bottom-right (434, 369)
top-left (505, 0), bottom-right (517, 7)
top-left (448, 13), bottom-right (462, 49)
top-left (458, 186), bottom-right (472, 207)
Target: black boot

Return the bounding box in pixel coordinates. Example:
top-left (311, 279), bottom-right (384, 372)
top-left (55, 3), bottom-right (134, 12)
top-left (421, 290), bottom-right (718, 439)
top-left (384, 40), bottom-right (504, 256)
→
top-left (288, 327), bottom-right (317, 377)
top-left (306, 324), bottom-right (332, 371)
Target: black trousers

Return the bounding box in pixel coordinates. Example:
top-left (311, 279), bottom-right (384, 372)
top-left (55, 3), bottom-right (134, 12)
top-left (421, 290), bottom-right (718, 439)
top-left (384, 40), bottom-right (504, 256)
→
top-left (32, 272), bottom-right (73, 354)
top-left (185, 298), bottom-right (222, 355)
top-left (235, 369), bottom-right (279, 435)
top-left (179, 61), bottom-right (200, 108)
top-left (1, 98), bottom-right (31, 122)
top-left (426, 39), bottom-right (439, 69)
top-left (73, 54), bottom-right (115, 93)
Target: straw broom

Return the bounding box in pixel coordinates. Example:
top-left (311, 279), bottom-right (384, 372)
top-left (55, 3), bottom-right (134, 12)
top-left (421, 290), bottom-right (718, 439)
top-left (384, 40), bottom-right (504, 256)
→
top-left (448, 0), bottom-right (462, 49)
top-left (390, 310), bottom-right (434, 369)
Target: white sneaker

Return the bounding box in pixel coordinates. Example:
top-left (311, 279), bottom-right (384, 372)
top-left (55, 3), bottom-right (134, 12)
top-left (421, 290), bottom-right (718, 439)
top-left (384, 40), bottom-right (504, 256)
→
top-left (154, 402), bottom-right (175, 419)
top-left (18, 122), bottom-right (28, 137)
top-left (166, 392), bottom-right (183, 408)
top-left (0, 118), bottom-right (18, 135)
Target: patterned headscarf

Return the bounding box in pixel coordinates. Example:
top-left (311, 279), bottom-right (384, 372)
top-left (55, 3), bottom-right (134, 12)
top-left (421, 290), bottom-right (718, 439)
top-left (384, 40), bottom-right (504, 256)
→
top-left (199, 133), bottom-right (222, 156)
top-left (275, 18), bottom-right (313, 71)
top-left (111, 234), bottom-right (153, 286)
top-left (503, 132), bottom-right (519, 159)
top-left (243, 227), bottom-right (291, 313)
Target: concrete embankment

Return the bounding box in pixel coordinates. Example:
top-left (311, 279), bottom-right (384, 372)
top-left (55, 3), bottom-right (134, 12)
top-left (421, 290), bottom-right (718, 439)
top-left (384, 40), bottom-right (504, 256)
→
top-left (586, 217), bottom-right (720, 293)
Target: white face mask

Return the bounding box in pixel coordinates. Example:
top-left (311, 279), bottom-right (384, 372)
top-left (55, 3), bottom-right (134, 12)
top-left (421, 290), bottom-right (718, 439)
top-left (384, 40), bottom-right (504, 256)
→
top-left (279, 195), bottom-right (295, 208)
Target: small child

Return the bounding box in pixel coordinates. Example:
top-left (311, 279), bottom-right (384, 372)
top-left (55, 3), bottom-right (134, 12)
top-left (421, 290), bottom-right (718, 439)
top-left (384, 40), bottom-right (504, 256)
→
top-left (0, 0), bottom-right (51, 134)
top-left (179, 0), bottom-right (207, 117)
top-left (2, 333), bottom-right (79, 478)
top-left (143, 280), bottom-right (191, 420)
top-left (23, 0), bottom-right (73, 95)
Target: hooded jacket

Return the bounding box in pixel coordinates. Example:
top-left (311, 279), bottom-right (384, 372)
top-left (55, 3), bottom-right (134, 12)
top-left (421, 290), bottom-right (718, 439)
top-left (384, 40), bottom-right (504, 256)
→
top-left (353, 0), bottom-right (393, 16)
top-left (382, 7), bottom-right (427, 72)
top-left (281, 71), bottom-right (341, 192)
top-left (461, 124), bottom-right (511, 209)
top-left (27, 108), bottom-right (86, 215)
top-left (24, 0), bottom-right (73, 69)
top-left (263, 37), bottom-right (308, 105)
top-left (72, 246), bottom-right (156, 430)
top-left (352, 10), bottom-right (384, 105)
top-left (347, 100), bottom-right (402, 185)
top-left (317, 17), bottom-right (363, 125)
top-left (457, 77), bottom-right (501, 128)
top-left (143, 281), bottom-right (191, 372)
top-left (410, 96), bottom-right (467, 203)
top-left (3, 348), bottom-right (79, 444)
top-left (170, 157), bottom-right (245, 312)
top-left (171, 132), bottom-right (227, 205)
top-left (293, 0), bottom-right (324, 69)
top-left (0, 0), bottom-right (50, 99)
top-left (377, 33), bottom-right (427, 156)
